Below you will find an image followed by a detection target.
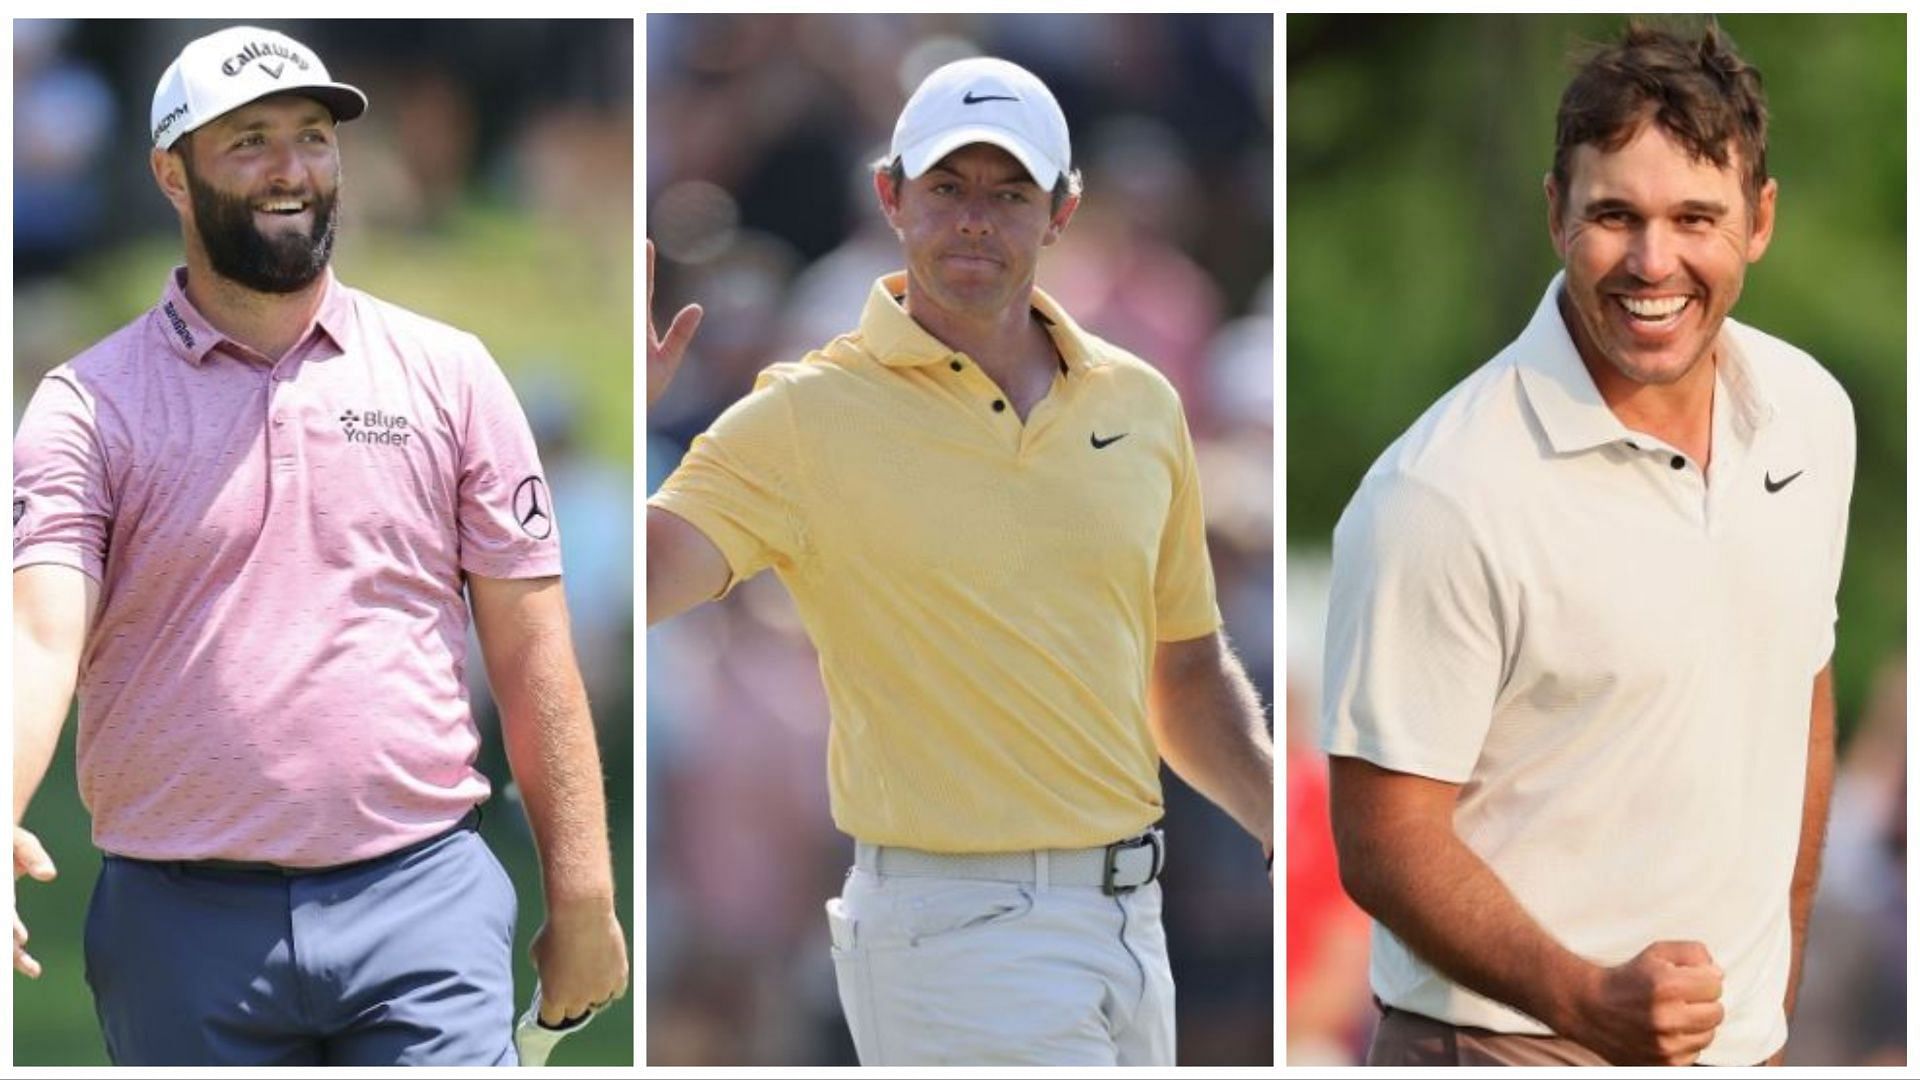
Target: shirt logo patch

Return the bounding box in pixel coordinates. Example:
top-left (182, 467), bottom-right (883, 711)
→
top-left (163, 301), bottom-right (195, 350)
top-left (339, 408), bottom-right (414, 448)
top-left (1764, 469), bottom-right (1804, 494)
top-left (512, 476), bottom-right (553, 539)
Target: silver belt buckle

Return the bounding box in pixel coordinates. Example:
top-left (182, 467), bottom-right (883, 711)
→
top-left (1101, 828), bottom-right (1164, 895)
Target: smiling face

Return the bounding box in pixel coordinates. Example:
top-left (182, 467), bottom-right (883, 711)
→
top-left (158, 93), bottom-right (342, 294)
top-left (1547, 120), bottom-right (1777, 391)
top-left (878, 142), bottom-right (1076, 322)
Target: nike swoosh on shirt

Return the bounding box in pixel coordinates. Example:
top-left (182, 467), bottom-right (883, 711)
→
top-left (1764, 470), bottom-right (1804, 494)
top-left (1091, 432), bottom-right (1128, 450)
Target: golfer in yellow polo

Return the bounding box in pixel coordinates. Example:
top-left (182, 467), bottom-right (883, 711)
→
top-left (645, 56), bottom-right (1273, 1066)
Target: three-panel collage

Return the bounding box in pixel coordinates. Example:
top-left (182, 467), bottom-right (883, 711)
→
top-left (5, 13), bottom-right (1905, 1070)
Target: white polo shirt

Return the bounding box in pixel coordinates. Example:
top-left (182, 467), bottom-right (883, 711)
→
top-left (1320, 272), bottom-right (1854, 1066)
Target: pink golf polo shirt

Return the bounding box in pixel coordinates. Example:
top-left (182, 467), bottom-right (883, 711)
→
top-left (13, 268), bottom-right (561, 867)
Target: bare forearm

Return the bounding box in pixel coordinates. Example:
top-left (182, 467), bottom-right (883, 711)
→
top-left (11, 638), bottom-right (76, 824)
top-left (491, 631), bottom-right (614, 908)
top-left (1783, 666), bottom-right (1837, 1023)
top-left (1147, 634), bottom-right (1274, 849)
top-left (471, 573), bottom-right (628, 1016)
top-left (13, 567), bottom-right (94, 823)
top-left (1332, 761), bottom-right (1596, 1035)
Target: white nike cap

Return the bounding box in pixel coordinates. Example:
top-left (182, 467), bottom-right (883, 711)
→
top-left (890, 57), bottom-right (1071, 190)
top-left (151, 26), bottom-right (367, 150)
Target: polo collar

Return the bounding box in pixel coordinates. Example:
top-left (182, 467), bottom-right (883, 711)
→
top-left (859, 272), bottom-right (1099, 373)
top-left (156, 267), bottom-right (356, 366)
top-left (1514, 271), bottom-right (1775, 455)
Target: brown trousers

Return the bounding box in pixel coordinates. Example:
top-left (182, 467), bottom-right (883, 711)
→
top-left (1366, 1001), bottom-right (1609, 1066)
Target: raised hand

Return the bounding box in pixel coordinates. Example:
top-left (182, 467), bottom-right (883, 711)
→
top-left (647, 239), bottom-right (704, 410)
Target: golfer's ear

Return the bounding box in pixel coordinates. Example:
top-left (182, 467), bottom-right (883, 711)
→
top-left (876, 168), bottom-right (904, 231)
top-left (1544, 172), bottom-right (1570, 258)
top-left (153, 145), bottom-right (191, 215)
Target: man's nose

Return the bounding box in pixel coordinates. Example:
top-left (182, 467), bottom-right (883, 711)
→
top-left (956, 196), bottom-right (993, 236)
top-left (262, 140), bottom-right (301, 189)
top-left (1626, 222), bottom-right (1679, 282)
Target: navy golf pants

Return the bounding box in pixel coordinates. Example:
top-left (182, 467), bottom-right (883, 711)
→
top-left (84, 825), bottom-right (518, 1066)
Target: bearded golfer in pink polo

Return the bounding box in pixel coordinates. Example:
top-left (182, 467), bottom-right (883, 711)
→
top-left (12, 25), bottom-right (625, 1065)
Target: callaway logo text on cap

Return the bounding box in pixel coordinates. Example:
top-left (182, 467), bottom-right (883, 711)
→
top-left (151, 26), bottom-right (367, 150)
top-left (891, 57), bottom-right (1070, 190)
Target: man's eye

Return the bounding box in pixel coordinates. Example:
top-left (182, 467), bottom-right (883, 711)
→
top-left (998, 190), bottom-right (1029, 203)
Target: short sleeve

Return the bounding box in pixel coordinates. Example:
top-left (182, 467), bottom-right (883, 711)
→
top-left (1814, 387), bottom-right (1857, 665)
top-left (455, 339), bottom-right (562, 580)
top-left (14, 372), bottom-right (111, 582)
top-left (647, 368), bottom-right (805, 596)
top-left (1153, 409), bottom-right (1222, 641)
top-left (1320, 473), bottom-right (1506, 783)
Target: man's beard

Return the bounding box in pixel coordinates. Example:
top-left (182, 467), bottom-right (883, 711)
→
top-left (184, 164), bottom-right (338, 294)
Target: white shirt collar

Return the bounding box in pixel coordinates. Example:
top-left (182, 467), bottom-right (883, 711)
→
top-left (1513, 270), bottom-right (1775, 455)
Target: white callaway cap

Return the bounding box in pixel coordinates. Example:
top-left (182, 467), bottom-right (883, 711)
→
top-left (890, 57), bottom-right (1070, 190)
top-left (151, 26), bottom-right (367, 150)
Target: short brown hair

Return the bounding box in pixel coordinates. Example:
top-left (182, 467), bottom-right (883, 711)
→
top-left (1553, 20), bottom-right (1769, 212)
top-left (873, 155), bottom-right (1082, 216)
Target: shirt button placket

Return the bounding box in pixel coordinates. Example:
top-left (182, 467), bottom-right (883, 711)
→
top-left (269, 363), bottom-right (299, 478)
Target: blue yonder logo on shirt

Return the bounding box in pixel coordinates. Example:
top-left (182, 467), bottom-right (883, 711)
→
top-left (339, 408), bottom-right (414, 448)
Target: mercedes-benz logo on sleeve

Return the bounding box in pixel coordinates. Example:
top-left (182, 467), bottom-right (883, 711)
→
top-left (512, 476), bottom-right (553, 539)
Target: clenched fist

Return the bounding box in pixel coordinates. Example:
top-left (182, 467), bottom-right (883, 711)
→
top-left (1566, 940), bottom-right (1726, 1065)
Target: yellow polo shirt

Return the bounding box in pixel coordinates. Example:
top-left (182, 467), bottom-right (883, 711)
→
top-left (651, 273), bottom-right (1221, 851)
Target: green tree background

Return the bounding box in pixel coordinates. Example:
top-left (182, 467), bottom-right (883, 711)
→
top-left (1287, 14), bottom-right (1905, 734)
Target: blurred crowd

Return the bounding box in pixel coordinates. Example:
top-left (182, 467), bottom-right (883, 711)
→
top-left (645, 13), bottom-right (1275, 1066)
top-left (1285, 552), bottom-right (1908, 1066)
top-left (15, 19), bottom-right (634, 281)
